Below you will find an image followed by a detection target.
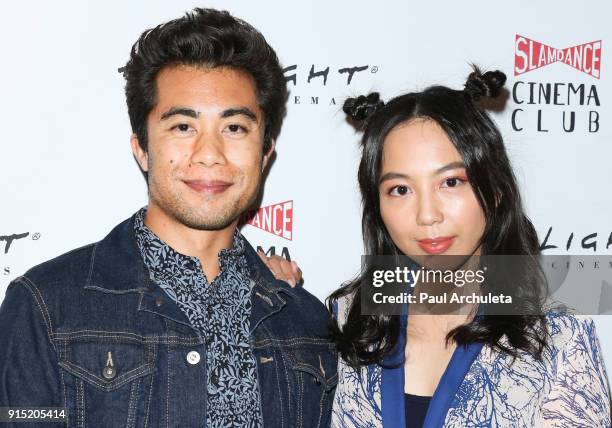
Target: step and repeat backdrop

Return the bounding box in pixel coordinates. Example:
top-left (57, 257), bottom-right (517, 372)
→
top-left (1, 1), bottom-right (611, 367)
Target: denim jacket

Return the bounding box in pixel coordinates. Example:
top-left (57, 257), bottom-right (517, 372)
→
top-left (0, 215), bottom-right (338, 427)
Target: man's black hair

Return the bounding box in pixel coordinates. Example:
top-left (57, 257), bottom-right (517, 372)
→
top-left (122, 8), bottom-right (287, 155)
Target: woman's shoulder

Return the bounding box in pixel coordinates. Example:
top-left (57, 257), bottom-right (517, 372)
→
top-left (539, 313), bottom-right (611, 425)
top-left (542, 310), bottom-right (600, 353)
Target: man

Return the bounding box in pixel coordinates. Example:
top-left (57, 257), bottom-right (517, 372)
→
top-left (0, 8), bottom-right (337, 427)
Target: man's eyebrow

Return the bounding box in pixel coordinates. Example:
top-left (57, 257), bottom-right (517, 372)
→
top-left (220, 107), bottom-right (258, 122)
top-left (378, 162), bottom-right (466, 184)
top-left (159, 107), bottom-right (200, 121)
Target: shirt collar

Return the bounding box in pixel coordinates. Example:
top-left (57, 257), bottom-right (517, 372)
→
top-left (133, 206), bottom-right (246, 273)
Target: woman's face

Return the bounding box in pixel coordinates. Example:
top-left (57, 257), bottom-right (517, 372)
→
top-left (378, 119), bottom-right (486, 260)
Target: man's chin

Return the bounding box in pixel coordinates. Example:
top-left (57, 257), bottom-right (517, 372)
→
top-left (176, 213), bottom-right (237, 231)
top-left (150, 191), bottom-right (249, 231)
top-left (170, 206), bottom-right (242, 231)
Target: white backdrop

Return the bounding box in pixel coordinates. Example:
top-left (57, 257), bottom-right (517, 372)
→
top-left (1, 0), bottom-right (611, 371)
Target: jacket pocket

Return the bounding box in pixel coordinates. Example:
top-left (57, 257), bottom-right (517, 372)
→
top-left (291, 346), bottom-right (338, 428)
top-left (57, 334), bottom-right (155, 428)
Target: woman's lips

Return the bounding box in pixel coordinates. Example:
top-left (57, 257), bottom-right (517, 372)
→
top-left (417, 236), bottom-right (456, 254)
top-left (183, 180), bottom-right (232, 194)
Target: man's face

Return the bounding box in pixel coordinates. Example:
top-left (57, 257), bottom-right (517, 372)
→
top-left (131, 65), bottom-right (272, 231)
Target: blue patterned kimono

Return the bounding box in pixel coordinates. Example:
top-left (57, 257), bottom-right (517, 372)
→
top-left (331, 296), bottom-right (611, 427)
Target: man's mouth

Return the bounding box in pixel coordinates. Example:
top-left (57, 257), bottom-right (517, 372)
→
top-left (183, 180), bottom-right (233, 194)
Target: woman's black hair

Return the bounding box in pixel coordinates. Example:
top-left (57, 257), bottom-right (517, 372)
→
top-left (121, 8), bottom-right (287, 157)
top-left (328, 66), bottom-right (549, 369)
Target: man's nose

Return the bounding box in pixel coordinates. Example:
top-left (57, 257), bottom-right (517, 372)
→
top-left (190, 130), bottom-right (227, 167)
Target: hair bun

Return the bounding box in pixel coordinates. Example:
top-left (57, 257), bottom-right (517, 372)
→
top-left (464, 67), bottom-right (507, 101)
top-left (343, 92), bottom-right (384, 123)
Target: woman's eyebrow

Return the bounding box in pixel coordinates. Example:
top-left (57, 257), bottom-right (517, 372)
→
top-left (379, 162), bottom-right (466, 184)
top-left (435, 161), bottom-right (465, 174)
top-left (379, 172), bottom-right (408, 184)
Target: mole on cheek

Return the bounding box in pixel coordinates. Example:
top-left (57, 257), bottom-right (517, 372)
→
top-left (169, 160), bottom-right (174, 164)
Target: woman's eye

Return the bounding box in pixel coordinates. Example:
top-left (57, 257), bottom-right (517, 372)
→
top-left (441, 177), bottom-right (466, 188)
top-left (389, 185), bottom-right (410, 196)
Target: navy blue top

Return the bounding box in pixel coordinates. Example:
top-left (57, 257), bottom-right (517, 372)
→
top-left (404, 393), bottom-right (431, 428)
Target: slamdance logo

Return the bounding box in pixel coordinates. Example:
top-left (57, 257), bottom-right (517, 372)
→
top-left (283, 63), bottom-right (379, 106)
top-left (515, 35), bottom-right (602, 78)
top-left (247, 200), bottom-right (293, 240)
top-left (511, 35), bottom-right (602, 134)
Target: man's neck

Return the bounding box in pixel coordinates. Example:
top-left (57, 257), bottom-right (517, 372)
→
top-left (143, 204), bottom-right (237, 282)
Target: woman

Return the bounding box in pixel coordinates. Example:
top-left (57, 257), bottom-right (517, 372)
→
top-left (263, 67), bottom-right (611, 427)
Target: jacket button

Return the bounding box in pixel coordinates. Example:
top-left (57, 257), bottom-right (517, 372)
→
top-left (155, 299), bottom-right (163, 307)
top-left (186, 351), bottom-right (201, 365)
top-left (102, 366), bottom-right (116, 380)
top-left (103, 351), bottom-right (116, 380)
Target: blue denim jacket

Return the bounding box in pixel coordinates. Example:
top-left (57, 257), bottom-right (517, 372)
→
top-left (0, 215), bottom-right (338, 427)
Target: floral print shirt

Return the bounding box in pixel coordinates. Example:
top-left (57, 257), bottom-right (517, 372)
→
top-left (134, 208), bottom-right (263, 427)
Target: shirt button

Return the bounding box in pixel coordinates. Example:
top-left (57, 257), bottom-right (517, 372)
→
top-left (186, 351), bottom-right (201, 365)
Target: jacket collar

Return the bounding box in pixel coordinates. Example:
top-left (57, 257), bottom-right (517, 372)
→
top-left (86, 214), bottom-right (149, 293)
top-left (85, 213), bottom-right (298, 332)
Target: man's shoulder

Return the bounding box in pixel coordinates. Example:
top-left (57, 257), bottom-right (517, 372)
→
top-left (19, 215), bottom-right (136, 293)
top-left (21, 242), bottom-right (96, 289)
top-left (240, 235), bottom-right (330, 321)
top-left (282, 282), bottom-right (329, 316)
top-left (260, 273), bottom-right (330, 316)
top-left (4, 243), bottom-right (98, 326)
top-left (257, 277), bottom-right (333, 339)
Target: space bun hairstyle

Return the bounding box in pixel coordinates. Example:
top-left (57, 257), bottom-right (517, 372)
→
top-left (343, 92), bottom-right (385, 126)
top-left (464, 66), bottom-right (507, 101)
top-left (342, 66), bottom-right (507, 130)
top-left (329, 65), bottom-right (550, 369)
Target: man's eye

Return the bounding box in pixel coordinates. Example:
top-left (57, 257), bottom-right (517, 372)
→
top-left (172, 123), bottom-right (193, 132)
top-left (389, 185), bottom-right (410, 196)
top-left (226, 124), bottom-right (247, 133)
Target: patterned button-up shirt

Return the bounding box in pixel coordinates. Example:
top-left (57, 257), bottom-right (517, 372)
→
top-left (134, 208), bottom-right (263, 427)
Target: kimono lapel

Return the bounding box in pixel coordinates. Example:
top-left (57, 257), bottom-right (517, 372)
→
top-left (422, 341), bottom-right (484, 427)
top-left (380, 312), bottom-right (484, 428)
top-left (381, 314), bottom-right (407, 428)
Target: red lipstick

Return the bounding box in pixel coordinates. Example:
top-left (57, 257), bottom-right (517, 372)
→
top-left (417, 236), bottom-right (455, 254)
top-left (183, 180), bottom-right (232, 194)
